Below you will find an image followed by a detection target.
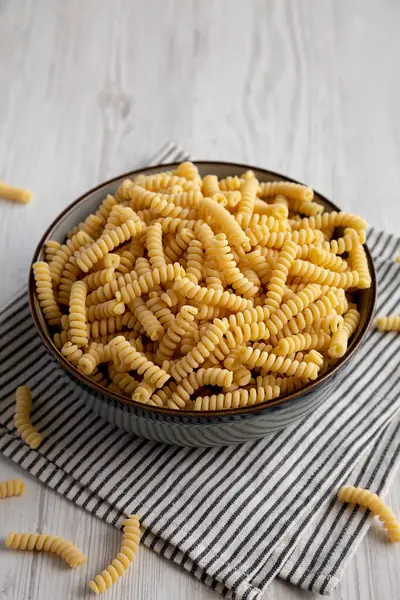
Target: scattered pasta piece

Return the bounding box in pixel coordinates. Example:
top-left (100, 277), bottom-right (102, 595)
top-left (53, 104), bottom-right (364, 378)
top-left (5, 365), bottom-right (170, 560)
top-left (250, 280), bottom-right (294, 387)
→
top-left (5, 532), bottom-right (87, 566)
top-left (0, 180), bottom-right (32, 203)
top-left (33, 163), bottom-right (372, 410)
top-left (338, 486), bottom-right (400, 543)
top-left (88, 514), bottom-right (140, 594)
top-left (0, 479), bottom-right (25, 498)
top-left (376, 315), bottom-right (400, 332)
top-left (14, 386), bottom-right (42, 449)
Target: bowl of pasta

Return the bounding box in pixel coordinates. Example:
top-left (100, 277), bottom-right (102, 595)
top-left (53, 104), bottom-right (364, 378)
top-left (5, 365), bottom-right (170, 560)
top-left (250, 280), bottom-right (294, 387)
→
top-left (29, 161), bottom-right (376, 446)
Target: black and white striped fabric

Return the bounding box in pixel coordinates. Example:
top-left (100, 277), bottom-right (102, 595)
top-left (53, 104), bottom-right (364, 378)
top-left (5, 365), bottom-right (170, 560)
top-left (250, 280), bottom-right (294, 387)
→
top-left (1, 142), bottom-right (400, 599)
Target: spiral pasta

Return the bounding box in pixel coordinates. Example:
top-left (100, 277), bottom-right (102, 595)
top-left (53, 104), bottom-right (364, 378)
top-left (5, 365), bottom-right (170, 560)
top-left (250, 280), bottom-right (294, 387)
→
top-left (88, 514), bottom-right (140, 594)
top-left (338, 486), bottom-right (400, 543)
top-left (186, 238), bottom-right (203, 283)
top-left (198, 197), bottom-right (251, 252)
top-left (0, 479), bottom-right (25, 498)
top-left (78, 343), bottom-right (113, 375)
top-left (61, 341), bottom-right (83, 365)
top-left (263, 240), bottom-right (298, 317)
top-left (348, 243), bottom-right (371, 288)
top-left (170, 319), bottom-right (229, 381)
top-left (110, 336), bottom-right (170, 389)
top-left (156, 305), bottom-right (198, 362)
top-left (49, 230), bottom-right (93, 284)
top-left (145, 222), bottom-right (165, 269)
top-left (32, 262), bottom-right (63, 326)
top-left (34, 163), bottom-right (371, 411)
top-left (172, 277), bottom-right (252, 312)
top-left (236, 176), bottom-right (259, 228)
top-left (274, 332), bottom-right (330, 356)
top-left (77, 219), bottom-right (145, 272)
top-left (240, 347), bottom-right (320, 380)
top-left (308, 247), bottom-right (348, 272)
top-left (376, 315), bottom-right (400, 332)
top-left (69, 280), bottom-right (88, 346)
top-left (211, 233), bottom-right (257, 297)
top-left (289, 260), bottom-right (360, 289)
top-left (129, 297), bottom-right (164, 341)
top-left (258, 181), bottom-right (313, 201)
top-left (328, 306), bottom-right (360, 358)
top-left (14, 386), bottom-right (42, 449)
top-left (44, 240), bottom-right (61, 263)
top-left (5, 532), bottom-right (87, 567)
top-left (119, 263), bottom-right (186, 303)
top-left (168, 368), bottom-right (234, 409)
top-left (194, 385), bottom-right (281, 410)
top-left (163, 228), bottom-right (194, 262)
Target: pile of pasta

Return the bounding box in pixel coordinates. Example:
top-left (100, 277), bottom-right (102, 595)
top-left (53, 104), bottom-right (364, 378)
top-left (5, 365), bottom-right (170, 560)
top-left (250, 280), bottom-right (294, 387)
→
top-left (32, 162), bottom-right (372, 411)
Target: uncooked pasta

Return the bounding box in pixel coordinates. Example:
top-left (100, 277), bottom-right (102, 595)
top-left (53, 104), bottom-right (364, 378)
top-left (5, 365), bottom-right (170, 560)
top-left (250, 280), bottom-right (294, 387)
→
top-left (33, 162), bottom-right (371, 410)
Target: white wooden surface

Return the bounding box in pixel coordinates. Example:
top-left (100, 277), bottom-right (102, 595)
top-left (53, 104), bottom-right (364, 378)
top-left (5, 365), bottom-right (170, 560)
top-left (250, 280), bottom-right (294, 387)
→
top-left (0, 0), bottom-right (399, 598)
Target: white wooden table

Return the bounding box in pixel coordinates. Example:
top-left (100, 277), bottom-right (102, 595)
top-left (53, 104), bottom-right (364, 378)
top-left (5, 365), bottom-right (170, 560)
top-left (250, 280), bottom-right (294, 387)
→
top-left (0, 1), bottom-right (399, 598)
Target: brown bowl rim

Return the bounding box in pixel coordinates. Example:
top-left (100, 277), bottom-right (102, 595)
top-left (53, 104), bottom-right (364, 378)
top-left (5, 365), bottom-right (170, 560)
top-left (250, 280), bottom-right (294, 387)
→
top-left (28, 160), bottom-right (377, 420)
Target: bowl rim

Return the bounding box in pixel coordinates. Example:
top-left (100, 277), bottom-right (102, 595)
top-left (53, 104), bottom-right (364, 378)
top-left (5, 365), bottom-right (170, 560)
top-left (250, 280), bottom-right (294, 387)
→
top-left (28, 160), bottom-right (377, 420)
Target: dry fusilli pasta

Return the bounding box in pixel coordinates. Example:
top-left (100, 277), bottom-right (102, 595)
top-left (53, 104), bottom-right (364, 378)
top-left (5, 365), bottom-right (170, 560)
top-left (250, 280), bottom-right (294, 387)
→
top-left (0, 479), bottom-right (25, 498)
top-left (14, 386), bottom-right (42, 449)
top-left (34, 163), bottom-right (371, 411)
top-left (5, 532), bottom-right (87, 567)
top-left (88, 514), bottom-right (140, 594)
top-left (338, 486), bottom-right (400, 543)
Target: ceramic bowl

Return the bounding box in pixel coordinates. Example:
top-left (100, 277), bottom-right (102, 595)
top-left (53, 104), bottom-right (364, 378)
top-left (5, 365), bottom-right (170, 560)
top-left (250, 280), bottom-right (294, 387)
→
top-left (29, 161), bottom-right (376, 446)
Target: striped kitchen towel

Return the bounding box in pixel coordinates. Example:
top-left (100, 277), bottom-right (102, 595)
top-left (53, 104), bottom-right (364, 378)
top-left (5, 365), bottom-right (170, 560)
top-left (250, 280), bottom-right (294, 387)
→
top-left (1, 142), bottom-right (400, 599)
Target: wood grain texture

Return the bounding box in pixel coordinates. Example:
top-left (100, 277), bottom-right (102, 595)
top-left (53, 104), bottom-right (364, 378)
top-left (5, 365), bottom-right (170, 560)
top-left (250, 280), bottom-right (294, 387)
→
top-left (0, 0), bottom-right (399, 598)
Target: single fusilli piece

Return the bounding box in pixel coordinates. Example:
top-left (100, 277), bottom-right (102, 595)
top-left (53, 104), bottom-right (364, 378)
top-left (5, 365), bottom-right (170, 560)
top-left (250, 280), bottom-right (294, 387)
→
top-left (14, 386), bottom-right (42, 449)
top-left (118, 263), bottom-right (186, 304)
top-left (49, 230), bottom-right (93, 284)
top-left (328, 306), bottom-right (360, 358)
top-left (172, 278), bottom-right (252, 312)
top-left (78, 343), bottom-right (113, 375)
top-left (376, 315), bottom-right (400, 332)
top-left (145, 222), bottom-right (166, 269)
top-left (0, 180), bottom-right (32, 203)
top-left (194, 385), bottom-right (281, 410)
top-left (76, 219), bottom-right (145, 273)
top-left (5, 532), bottom-right (87, 567)
top-left (69, 280), bottom-right (89, 347)
top-left (338, 486), bottom-right (400, 543)
top-left (274, 332), bottom-right (331, 356)
top-left (308, 246), bottom-right (348, 272)
top-left (198, 197), bottom-right (251, 253)
top-left (210, 233), bottom-right (257, 298)
top-left (32, 262), bottom-right (63, 326)
top-left (170, 319), bottom-right (229, 381)
top-left (289, 260), bottom-right (360, 289)
top-left (156, 305), bottom-right (198, 362)
top-left (88, 514), bottom-right (140, 594)
top-left (202, 174), bottom-right (220, 197)
top-left (253, 198), bottom-right (289, 220)
top-left (130, 297), bottom-right (164, 341)
top-left (110, 336), bottom-right (170, 388)
top-left (240, 347), bottom-right (320, 380)
top-left (44, 240), bottom-right (61, 263)
top-left (163, 228), bottom-right (194, 262)
top-left (348, 243), bottom-right (372, 288)
top-left (175, 161), bottom-right (202, 184)
top-left (258, 181), bottom-right (313, 202)
top-left (168, 368), bottom-right (234, 409)
top-left (236, 176), bottom-right (259, 228)
top-left (263, 240), bottom-right (298, 317)
top-left (0, 479), bottom-right (25, 498)
top-left (186, 238), bottom-right (204, 283)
